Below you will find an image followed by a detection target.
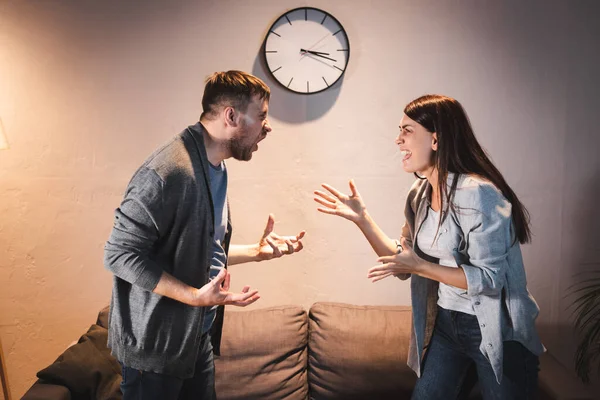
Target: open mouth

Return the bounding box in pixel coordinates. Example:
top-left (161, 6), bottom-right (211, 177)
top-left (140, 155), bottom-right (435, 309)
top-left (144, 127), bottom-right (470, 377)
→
top-left (400, 150), bottom-right (412, 161)
top-left (254, 134), bottom-right (267, 150)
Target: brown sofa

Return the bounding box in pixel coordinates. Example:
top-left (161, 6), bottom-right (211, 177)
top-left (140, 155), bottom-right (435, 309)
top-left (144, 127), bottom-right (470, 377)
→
top-left (23, 302), bottom-right (561, 400)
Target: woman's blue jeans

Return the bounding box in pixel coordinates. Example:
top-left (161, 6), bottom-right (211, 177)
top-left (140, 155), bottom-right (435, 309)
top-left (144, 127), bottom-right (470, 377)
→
top-left (411, 306), bottom-right (539, 400)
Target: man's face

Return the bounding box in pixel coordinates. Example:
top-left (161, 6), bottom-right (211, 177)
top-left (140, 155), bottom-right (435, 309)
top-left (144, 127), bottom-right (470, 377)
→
top-left (228, 95), bottom-right (272, 161)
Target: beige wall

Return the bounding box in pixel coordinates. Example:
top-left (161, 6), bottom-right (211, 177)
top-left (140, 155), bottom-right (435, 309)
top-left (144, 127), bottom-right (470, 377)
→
top-left (1, 0), bottom-right (599, 397)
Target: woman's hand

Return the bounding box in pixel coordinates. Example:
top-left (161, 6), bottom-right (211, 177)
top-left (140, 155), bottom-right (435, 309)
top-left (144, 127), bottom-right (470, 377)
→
top-left (314, 180), bottom-right (368, 224)
top-left (367, 237), bottom-right (426, 282)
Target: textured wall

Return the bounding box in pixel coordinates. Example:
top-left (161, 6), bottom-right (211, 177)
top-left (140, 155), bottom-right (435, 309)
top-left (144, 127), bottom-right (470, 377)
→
top-left (0, 0), bottom-right (599, 397)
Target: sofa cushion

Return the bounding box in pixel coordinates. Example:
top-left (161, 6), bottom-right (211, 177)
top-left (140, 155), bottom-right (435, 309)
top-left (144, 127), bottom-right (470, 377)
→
top-left (215, 305), bottom-right (308, 400)
top-left (308, 302), bottom-right (415, 400)
top-left (36, 324), bottom-right (122, 400)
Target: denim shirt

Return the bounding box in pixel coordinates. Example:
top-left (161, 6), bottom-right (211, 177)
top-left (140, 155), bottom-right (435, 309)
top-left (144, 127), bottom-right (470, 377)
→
top-left (400, 174), bottom-right (545, 383)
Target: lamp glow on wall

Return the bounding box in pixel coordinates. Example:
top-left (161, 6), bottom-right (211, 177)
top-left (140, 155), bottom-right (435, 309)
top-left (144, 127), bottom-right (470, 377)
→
top-left (0, 116), bottom-right (10, 400)
top-left (0, 115), bottom-right (12, 400)
top-left (0, 118), bottom-right (9, 150)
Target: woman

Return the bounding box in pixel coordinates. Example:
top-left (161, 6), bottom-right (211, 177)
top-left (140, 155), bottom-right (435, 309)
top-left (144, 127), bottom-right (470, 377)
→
top-left (313, 95), bottom-right (543, 399)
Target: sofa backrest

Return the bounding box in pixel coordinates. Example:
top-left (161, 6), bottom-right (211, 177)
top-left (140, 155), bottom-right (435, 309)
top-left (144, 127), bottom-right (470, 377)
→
top-left (308, 302), bottom-right (415, 400)
top-left (97, 302), bottom-right (415, 400)
top-left (215, 305), bottom-right (308, 400)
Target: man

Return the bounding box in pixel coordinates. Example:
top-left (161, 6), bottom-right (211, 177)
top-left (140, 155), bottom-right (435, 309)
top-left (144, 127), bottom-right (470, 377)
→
top-left (104, 70), bottom-right (305, 399)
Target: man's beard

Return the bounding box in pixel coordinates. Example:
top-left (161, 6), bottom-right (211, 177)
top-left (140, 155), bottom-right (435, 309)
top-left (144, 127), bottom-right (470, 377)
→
top-left (228, 136), bottom-right (254, 161)
top-left (227, 124), bottom-right (257, 161)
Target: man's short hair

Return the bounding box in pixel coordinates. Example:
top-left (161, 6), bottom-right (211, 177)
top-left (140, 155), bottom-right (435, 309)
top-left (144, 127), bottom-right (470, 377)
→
top-left (200, 70), bottom-right (270, 120)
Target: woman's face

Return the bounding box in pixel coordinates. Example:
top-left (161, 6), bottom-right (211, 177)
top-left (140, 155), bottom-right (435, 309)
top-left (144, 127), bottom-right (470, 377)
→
top-left (396, 114), bottom-right (437, 175)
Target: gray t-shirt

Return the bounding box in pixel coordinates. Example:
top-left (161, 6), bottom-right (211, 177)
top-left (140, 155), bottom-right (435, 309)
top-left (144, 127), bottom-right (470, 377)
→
top-left (202, 160), bottom-right (228, 333)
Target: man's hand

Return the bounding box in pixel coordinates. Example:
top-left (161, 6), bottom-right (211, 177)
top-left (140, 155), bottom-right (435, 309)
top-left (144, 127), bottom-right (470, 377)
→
top-left (256, 214), bottom-right (305, 261)
top-left (191, 269), bottom-right (260, 307)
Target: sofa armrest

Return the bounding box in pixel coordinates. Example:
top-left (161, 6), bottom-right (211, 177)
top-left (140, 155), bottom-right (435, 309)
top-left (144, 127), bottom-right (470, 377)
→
top-left (21, 381), bottom-right (71, 400)
top-left (538, 352), bottom-right (594, 400)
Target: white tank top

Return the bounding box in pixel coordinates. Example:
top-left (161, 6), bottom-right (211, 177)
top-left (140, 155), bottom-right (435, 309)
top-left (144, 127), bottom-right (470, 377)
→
top-left (417, 206), bottom-right (475, 315)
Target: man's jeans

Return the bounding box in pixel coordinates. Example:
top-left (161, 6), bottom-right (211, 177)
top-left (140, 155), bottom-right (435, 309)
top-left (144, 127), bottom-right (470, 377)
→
top-left (120, 333), bottom-right (216, 400)
top-left (412, 307), bottom-right (539, 400)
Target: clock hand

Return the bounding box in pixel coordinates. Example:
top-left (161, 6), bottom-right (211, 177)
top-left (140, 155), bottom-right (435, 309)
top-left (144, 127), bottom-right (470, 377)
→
top-left (300, 48), bottom-right (330, 55)
top-left (301, 49), bottom-right (337, 62)
top-left (309, 53), bottom-right (337, 62)
top-left (305, 33), bottom-right (334, 54)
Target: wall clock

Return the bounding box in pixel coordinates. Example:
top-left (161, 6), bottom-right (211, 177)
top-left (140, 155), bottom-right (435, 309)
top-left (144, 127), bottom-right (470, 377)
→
top-left (263, 7), bottom-right (350, 94)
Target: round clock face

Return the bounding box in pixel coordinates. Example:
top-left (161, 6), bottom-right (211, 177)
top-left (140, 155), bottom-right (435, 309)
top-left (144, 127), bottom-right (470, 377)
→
top-left (263, 7), bottom-right (350, 94)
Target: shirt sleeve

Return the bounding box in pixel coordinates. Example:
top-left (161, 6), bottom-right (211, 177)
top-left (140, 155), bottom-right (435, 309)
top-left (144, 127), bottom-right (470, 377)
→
top-left (458, 183), bottom-right (513, 297)
top-left (103, 167), bottom-right (166, 292)
top-left (396, 221), bottom-right (412, 281)
top-left (397, 179), bottom-right (422, 282)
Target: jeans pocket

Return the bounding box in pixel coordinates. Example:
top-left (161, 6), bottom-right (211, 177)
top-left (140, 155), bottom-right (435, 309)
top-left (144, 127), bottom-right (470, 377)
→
top-left (502, 341), bottom-right (539, 398)
top-left (118, 362), bottom-right (127, 385)
top-left (521, 342), bottom-right (540, 397)
top-left (462, 313), bottom-right (482, 338)
top-left (120, 364), bottom-right (143, 388)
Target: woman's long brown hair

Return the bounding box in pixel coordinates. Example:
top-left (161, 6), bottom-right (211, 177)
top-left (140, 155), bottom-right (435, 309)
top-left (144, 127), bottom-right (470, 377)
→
top-left (404, 95), bottom-right (531, 244)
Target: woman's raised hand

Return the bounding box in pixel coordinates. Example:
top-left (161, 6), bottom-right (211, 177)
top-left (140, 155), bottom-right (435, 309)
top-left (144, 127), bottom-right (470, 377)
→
top-left (314, 180), bottom-right (367, 223)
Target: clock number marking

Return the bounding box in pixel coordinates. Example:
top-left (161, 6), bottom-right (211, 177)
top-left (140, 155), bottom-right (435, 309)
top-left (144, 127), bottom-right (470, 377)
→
top-left (272, 66), bottom-right (282, 73)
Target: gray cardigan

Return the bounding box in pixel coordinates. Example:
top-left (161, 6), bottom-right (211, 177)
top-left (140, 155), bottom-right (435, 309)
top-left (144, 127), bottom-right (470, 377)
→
top-left (104, 122), bottom-right (231, 378)
top-left (401, 173), bottom-right (544, 383)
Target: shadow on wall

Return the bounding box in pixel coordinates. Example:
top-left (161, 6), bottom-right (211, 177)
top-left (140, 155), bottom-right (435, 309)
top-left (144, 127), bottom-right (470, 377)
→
top-left (251, 40), bottom-right (344, 124)
top-left (560, 169), bottom-right (600, 387)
